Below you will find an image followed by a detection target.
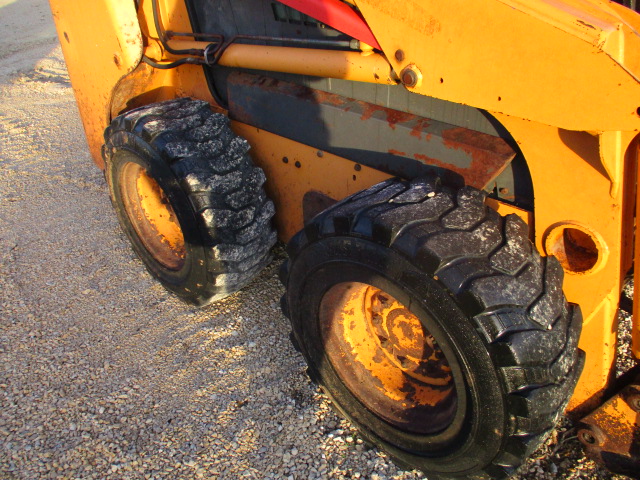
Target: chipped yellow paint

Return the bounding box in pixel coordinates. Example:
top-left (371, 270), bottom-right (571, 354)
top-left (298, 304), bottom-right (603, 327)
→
top-left (354, 0), bottom-right (640, 131)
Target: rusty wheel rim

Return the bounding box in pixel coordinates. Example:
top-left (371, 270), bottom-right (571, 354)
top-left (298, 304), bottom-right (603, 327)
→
top-left (320, 282), bottom-right (459, 434)
top-left (119, 162), bottom-right (186, 270)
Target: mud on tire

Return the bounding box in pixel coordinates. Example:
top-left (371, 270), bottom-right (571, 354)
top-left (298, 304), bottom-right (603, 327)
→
top-left (280, 177), bottom-right (584, 479)
top-left (103, 98), bottom-right (276, 305)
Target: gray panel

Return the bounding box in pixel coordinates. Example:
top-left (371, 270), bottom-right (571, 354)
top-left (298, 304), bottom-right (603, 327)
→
top-left (324, 78), bottom-right (353, 99)
top-left (355, 82), bottom-right (378, 104)
top-left (386, 85), bottom-right (409, 113)
top-left (228, 73), bottom-right (516, 189)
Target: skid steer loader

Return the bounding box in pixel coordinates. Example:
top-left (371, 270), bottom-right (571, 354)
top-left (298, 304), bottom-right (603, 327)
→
top-left (49, 0), bottom-right (640, 477)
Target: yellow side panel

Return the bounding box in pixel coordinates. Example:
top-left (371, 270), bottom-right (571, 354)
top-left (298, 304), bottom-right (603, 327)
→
top-left (495, 114), bottom-right (637, 412)
top-left (232, 123), bottom-right (393, 242)
top-left (48, 0), bottom-right (143, 168)
top-left (109, 0), bottom-right (218, 118)
top-left (355, 0), bottom-right (640, 132)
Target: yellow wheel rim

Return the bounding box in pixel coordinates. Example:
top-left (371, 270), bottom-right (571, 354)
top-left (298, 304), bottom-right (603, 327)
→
top-left (320, 282), bottom-right (458, 434)
top-left (119, 163), bottom-right (186, 270)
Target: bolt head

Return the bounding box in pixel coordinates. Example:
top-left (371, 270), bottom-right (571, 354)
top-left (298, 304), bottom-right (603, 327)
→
top-left (578, 429), bottom-right (599, 446)
top-left (394, 49), bottom-right (405, 62)
top-left (400, 65), bottom-right (422, 88)
top-left (402, 70), bottom-right (417, 86)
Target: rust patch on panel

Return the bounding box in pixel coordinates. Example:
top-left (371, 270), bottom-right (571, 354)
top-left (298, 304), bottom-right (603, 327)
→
top-left (228, 72), bottom-right (516, 189)
top-left (440, 127), bottom-right (515, 188)
top-left (359, 103), bottom-right (418, 129)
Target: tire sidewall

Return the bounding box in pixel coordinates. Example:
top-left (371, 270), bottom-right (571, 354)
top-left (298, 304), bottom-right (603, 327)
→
top-left (287, 235), bottom-right (507, 476)
top-left (105, 131), bottom-right (212, 302)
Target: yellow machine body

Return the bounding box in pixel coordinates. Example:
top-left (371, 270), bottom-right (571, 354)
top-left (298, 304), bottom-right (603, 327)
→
top-left (49, 0), bottom-right (640, 472)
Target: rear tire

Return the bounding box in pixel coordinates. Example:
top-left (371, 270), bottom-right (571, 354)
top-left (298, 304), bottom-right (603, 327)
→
top-left (281, 177), bottom-right (583, 479)
top-left (103, 98), bottom-right (276, 305)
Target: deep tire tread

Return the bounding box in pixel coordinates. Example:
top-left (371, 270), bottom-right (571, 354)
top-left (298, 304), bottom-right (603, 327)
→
top-left (280, 177), bottom-right (583, 478)
top-left (104, 98), bottom-right (275, 304)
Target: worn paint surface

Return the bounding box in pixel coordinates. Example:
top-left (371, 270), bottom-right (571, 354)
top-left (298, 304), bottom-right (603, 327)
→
top-left (228, 73), bottom-right (516, 189)
top-left (50, 0), bottom-right (640, 435)
top-left (119, 163), bottom-right (186, 270)
top-left (319, 282), bottom-right (457, 434)
top-left (355, 0), bottom-right (640, 131)
top-left (232, 122), bottom-right (392, 241)
top-left (494, 114), bottom-right (638, 413)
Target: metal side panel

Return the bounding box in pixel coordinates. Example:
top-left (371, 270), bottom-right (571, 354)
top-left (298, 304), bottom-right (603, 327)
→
top-left (227, 72), bottom-right (516, 190)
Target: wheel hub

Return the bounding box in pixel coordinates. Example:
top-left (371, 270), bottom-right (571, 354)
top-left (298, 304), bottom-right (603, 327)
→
top-left (367, 289), bottom-right (452, 387)
top-left (320, 282), bottom-right (458, 434)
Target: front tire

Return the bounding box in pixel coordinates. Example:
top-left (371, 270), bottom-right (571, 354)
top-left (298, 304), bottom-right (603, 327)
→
top-left (103, 98), bottom-right (276, 305)
top-left (281, 177), bottom-right (583, 479)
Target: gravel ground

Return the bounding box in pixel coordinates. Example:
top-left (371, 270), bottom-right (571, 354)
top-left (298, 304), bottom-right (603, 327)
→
top-left (0, 1), bottom-right (636, 479)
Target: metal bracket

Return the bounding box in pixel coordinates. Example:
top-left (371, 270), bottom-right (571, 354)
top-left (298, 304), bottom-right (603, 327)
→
top-left (577, 367), bottom-right (640, 478)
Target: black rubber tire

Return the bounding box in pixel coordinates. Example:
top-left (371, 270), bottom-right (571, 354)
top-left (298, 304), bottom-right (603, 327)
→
top-left (281, 177), bottom-right (584, 479)
top-left (103, 98), bottom-right (276, 305)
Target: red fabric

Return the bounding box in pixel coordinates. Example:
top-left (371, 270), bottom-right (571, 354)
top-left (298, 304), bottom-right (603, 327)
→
top-left (276, 0), bottom-right (381, 49)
